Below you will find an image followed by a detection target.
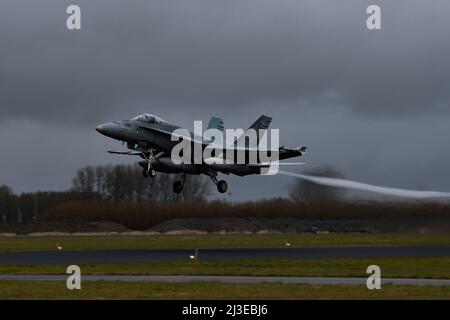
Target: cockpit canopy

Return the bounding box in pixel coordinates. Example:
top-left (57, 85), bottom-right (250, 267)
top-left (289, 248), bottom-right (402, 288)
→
top-left (131, 113), bottom-right (166, 124)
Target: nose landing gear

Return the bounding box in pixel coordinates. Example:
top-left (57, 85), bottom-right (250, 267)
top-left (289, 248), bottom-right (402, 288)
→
top-left (143, 168), bottom-right (156, 178)
top-left (142, 150), bottom-right (155, 178)
top-left (141, 149), bottom-right (165, 178)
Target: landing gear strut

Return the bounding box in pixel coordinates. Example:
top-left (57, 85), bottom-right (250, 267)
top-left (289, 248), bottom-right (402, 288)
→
top-left (173, 174), bottom-right (186, 194)
top-left (210, 175), bottom-right (228, 193)
top-left (141, 149), bottom-right (164, 178)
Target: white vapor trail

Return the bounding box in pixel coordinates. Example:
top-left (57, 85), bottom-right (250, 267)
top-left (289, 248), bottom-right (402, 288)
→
top-left (279, 171), bottom-right (450, 199)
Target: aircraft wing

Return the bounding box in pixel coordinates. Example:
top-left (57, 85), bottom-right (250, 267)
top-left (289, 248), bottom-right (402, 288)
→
top-left (248, 161), bottom-right (307, 167)
top-left (107, 150), bottom-right (142, 155)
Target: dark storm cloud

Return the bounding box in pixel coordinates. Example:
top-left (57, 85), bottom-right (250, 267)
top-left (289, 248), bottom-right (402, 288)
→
top-left (1, 0), bottom-right (450, 127)
top-left (1, 0), bottom-right (450, 199)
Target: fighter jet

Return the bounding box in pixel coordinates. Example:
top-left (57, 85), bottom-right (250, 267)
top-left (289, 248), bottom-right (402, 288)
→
top-left (96, 114), bottom-right (306, 193)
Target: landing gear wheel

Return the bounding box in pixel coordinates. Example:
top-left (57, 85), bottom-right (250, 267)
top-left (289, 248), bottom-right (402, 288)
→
top-left (143, 169), bottom-right (157, 178)
top-left (217, 180), bottom-right (228, 193)
top-left (173, 181), bottom-right (184, 194)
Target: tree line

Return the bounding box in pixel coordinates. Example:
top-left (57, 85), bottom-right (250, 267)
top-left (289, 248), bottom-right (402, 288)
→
top-left (2, 163), bottom-right (409, 225)
top-left (0, 163), bottom-right (210, 223)
top-left (71, 163), bottom-right (210, 202)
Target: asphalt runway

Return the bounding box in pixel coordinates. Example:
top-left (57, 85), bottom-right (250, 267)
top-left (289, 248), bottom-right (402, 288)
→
top-left (0, 275), bottom-right (449, 286)
top-left (0, 246), bottom-right (449, 265)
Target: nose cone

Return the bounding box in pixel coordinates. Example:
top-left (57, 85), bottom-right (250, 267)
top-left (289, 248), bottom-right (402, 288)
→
top-left (95, 124), bottom-right (104, 133)
top-left (95, 122), bottom-right (118, 138)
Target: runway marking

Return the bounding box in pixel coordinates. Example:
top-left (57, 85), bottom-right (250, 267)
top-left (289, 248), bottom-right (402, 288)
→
top-left (0, 275), bottom-right (449, 286)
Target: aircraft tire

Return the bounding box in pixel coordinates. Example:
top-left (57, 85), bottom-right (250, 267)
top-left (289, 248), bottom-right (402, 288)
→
top-left (217, 180), bottom-right (228, 193)
top-left (173, 181), bottom-right (184, 193)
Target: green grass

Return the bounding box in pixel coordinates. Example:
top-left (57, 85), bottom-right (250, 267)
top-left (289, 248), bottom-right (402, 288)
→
top-left (1, 233), bottom-right (450, 252)
top-left (1, 257), bottom-right (449, 279)
top-left (0, 281), bottom-right (448, 299)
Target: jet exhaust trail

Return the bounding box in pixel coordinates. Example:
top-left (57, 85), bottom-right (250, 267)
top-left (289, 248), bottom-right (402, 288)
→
top-left (279, 171), bottom-right (450, 199)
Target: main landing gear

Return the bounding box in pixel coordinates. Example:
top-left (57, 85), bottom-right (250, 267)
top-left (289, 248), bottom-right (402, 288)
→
top-left (210, 175), bottom-right (228, 194)
top-left (172, 174), bottom-right (228, 194)
top-left (173, 173), bottom-right (186, 194)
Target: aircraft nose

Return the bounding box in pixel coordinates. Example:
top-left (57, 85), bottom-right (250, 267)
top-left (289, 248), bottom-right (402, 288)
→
top-left (95, 124), bottom-right (104, 133)
top-left (95, 122), bottom-right (117, 137)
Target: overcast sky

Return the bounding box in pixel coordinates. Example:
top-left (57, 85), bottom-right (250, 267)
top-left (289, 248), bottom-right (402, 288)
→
top-left (1, 0), bottom-right (449, 200)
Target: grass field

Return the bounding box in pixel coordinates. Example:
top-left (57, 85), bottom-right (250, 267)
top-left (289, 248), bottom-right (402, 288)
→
top-left (1, 234), bottom-right (448, 300)
top-left (1, 233), bottom-right (450, 252)
top-left (0, 281), bottom-right (448, 299)
top-left (1, 257), bottom-right (449, 279)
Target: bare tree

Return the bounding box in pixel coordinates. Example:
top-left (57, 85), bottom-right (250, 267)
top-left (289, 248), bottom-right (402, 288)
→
top-left (71, 163), bottom-right (210, 202)
top-left (72, 166), bottom-right (95, 194)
